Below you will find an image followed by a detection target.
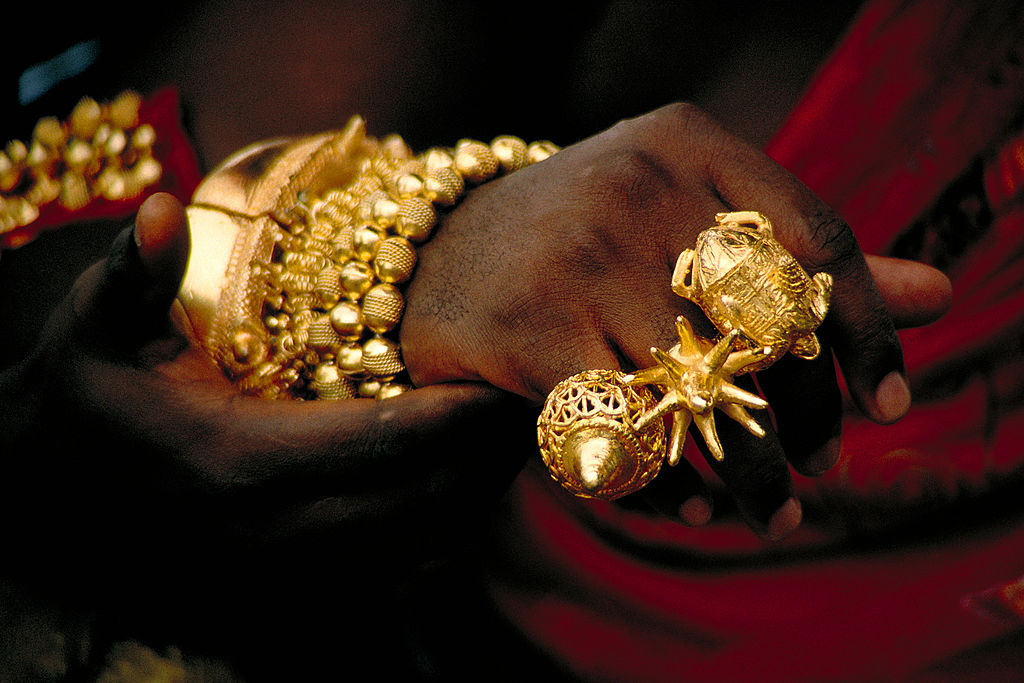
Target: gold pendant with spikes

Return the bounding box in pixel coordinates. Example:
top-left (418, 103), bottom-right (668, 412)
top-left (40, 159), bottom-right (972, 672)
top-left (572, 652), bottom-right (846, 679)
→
top-left (537, 211), bottom-right (833, 501)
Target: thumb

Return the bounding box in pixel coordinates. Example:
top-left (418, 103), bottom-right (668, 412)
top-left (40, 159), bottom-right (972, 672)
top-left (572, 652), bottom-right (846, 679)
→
top-left (73, 193), bottom-right (190, 347)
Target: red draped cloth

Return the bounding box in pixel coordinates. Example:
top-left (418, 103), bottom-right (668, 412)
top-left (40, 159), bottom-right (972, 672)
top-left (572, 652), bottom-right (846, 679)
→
top-left (485, 1), bottom-right (1024, 680)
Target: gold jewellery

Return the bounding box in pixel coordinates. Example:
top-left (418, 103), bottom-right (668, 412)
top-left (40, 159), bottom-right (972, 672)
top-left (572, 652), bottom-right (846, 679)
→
top-left (0, 91), bottom-right (162, 235)
top-left (537, 211), bottom-right (833, 500)
top-left (174, 117), bottom-right (558, 400)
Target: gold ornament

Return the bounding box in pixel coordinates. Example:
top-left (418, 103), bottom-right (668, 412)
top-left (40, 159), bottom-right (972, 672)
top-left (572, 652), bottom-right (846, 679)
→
top-left (174, 118), bottom-right (559, 400)
top-left (626, 317), bottom-right (770, 464)
top-left (0, 91), bottom-right (162, 236)
top-left (537, 369), bottom-right (665, 500)
top-left (538, 210), bottom-right (833, 500)
top-left (671, 211), bottom-right (833, 370)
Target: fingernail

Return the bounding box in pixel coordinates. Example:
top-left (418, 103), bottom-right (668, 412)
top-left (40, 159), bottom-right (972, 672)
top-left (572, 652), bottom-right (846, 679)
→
top-left (804, 435), bottom-right (841, 476)
top-left (679, 496), bottom-right (712, 526)
top-left (767, 497), bottom-right (802, 541)
top-left (875, 371), bottom-right (912, 424)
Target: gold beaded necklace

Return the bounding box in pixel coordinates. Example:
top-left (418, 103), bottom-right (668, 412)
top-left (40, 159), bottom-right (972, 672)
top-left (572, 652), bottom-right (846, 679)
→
top-left (179, 117), bottom-right (558, 401)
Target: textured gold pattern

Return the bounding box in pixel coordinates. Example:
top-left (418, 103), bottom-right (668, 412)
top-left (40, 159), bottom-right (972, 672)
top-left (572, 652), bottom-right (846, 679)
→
top-left (672, 211), bottom-right (833, 369)
top-left (537, 369), bottom-right (665, 500)
top-left (176, 119), bottom-right (558, 400)
top-left (538, 211), bottom-right (833, 500)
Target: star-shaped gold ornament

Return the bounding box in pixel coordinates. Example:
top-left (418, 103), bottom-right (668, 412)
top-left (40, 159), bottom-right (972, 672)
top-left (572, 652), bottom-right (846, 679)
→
top-left (626, 316), bottom-right (771, 465)
top-left (538, 212), bottom-right (833, 501)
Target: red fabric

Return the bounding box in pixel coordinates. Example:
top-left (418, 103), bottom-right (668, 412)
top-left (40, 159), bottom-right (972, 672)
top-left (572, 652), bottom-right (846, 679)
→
top-left (488, 1), bottom-right (1024, 680)
top-left (0, 87), bottom-right (203, 249)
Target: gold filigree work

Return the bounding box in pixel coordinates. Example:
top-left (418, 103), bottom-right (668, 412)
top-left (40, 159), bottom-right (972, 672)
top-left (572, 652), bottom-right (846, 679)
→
top-left (538, 211), bottom-right (833, 500)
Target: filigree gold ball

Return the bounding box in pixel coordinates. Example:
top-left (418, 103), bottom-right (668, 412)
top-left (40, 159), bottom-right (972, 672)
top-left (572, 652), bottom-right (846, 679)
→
top-left (537, 369), bottom-right (666, 501)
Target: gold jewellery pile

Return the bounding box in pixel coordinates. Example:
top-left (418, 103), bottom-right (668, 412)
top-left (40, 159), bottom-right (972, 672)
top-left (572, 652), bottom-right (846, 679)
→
top-left (537, 211), bottom-right (833, 500)
top-left (179, 118), bottom-right (558, 401)
top-left (177, 119), bottom-right (832, 500)
top-left (0, 91), bottom-right (162, 235)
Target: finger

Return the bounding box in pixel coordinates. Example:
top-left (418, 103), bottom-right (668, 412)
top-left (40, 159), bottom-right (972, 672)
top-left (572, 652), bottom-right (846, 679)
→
top-left (211, 383), bottom-right (536, 540)
top-left (72, 193), bottom-right (190, 348)
top-left (693, 401), bottom-right (800, 540)
top-left (756, 350), bottom-right (842, 476)
top-left (150, 376), bottom-right (532, 504)
top-left (865, 254), bottom-right (953, 329)
top-left (706, 140), bottom-right (910, 425)
top-left (634, 455), bottom-right (713, 526)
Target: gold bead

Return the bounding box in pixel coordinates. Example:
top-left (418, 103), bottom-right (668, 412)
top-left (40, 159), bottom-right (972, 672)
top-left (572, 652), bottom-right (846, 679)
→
top-left (527, 140), bottom-right (560, 164)
top-left (131, 156), bottom-right (162, 188)
top-left (279, 269), bottom-right (317, 295)
top-left (6, 140), bottom-right (27, 165)
top-left (103, 127), bottom-right (128, 157)
top-left (312, 363), bottom-right (358, 400)
top-left (394, 173), bottom-right (425, 198)
top-left (25, 174), bottom-right (60, 206)
top-left (454, 139), bottom-right (499, 183)
top-left (333, 225), bottom-right (355, 260)
top-left (370, 195), bottom-right (400, 228)
top-left (491, 135), bottom-right (529, 173)
top-left (64, 139), bottom-right (94, 172)
top-left (361, 283), bottom-right (404, 334)
top-left (26, 141), bottom-right (54, 170)
top-left (96, 167), bottom-right (127, 201)
top-left (315, 266), bottom-right (343, 307)
top-left (4, 197), bottom-right (38, 228)
top-left (307, 315), bottom-right (343, 351)
top-left (283, 249), bottom-right (329, 274)
top-left (339, 259), bottom-right (375, 300)
top-left (0, 153), bottom-right (20, 192)
top-left (361, 336), bottom-right (405, 377)
top-left (423, 167), bottom-right (464, 206)
top-left (329, 300), bottom-right (365, 340)
top-left (381, 133), bottom-right (412, 160)
top-left (70, 96), bottom-right (102, 139)
top-left (60, 172), bottom-right (90, 211)
top-left (373, 236), bottom-right (417, 284)
top-left (109, 91), bottom-right (142, 129)
top-left (358, 378), bottom-right (384, 398)
top-left (32, 116), bottom-right (65, 148)
top-left (395, 197), bottom-right (436, 242)
top-left (352, 223), bottom-right (384, 262)
top-left (336, 342), bottom-right (365, 376)
top-left (420, 147), bottom-right (454, 172)
top-left (377, 383), bottom-right (411, 400)
top-left (131, 123), bottom-right (157, 150)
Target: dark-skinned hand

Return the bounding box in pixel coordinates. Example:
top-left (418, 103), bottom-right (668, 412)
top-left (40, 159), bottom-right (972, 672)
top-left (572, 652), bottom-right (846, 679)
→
top-left (402, 103), bottom-right (952, 540)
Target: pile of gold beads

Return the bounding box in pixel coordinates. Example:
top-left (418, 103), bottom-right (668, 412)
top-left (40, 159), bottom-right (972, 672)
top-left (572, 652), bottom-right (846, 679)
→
top-left (0, 90), bottom-right (162, 234)
top-left (239, 133), bottom-right (559, 401)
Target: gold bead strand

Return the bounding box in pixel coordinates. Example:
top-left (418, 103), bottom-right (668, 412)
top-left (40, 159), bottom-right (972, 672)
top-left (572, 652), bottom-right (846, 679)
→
top-left (249, 127), bottom-right (559, 400)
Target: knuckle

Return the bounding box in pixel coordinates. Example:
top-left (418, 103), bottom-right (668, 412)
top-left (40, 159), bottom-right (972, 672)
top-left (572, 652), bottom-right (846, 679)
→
top-left (796, 206), bottom-right (861, 275)
top-left (650, 101), bottom-right (713, 130)
top-left (579, 148), bottom-right (673, 213)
